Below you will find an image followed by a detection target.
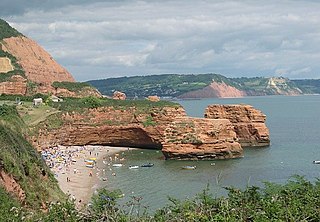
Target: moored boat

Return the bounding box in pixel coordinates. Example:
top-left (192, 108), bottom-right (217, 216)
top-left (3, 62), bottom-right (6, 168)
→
top-left (141, 163), bottom-right (154, 167)
top-left (129, 165), bottom-right (139, 169)
top-left (182, 166), bottom-right (196, 170)
top-left (112, 163), bottom-right (123, 167)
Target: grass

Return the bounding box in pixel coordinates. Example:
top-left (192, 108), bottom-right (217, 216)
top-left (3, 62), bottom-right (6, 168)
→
top-left (0, 104), bottom-right (65, 209)
top-left (16, 102), bottom-right (60, 126)
top-left (49, 96), bottom-right (180, 113)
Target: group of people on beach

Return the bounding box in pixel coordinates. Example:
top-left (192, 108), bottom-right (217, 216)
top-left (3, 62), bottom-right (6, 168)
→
top-left (40, 145), bottom-right (128, 206)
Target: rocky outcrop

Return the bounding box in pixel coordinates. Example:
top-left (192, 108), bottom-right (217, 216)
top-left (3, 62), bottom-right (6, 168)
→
top-left (113, 91), bottom-right (126, 100)
top-left (31, 103), bottom-right (270, 160)
top-left (2, 36), bottom-right (75, 85)
top-left (147, 95), bottom-right (160, 102)
top-left (205, 104), bottom-right (270, 147)
top-left (178, 81), bottom-right (247, 98)
top-left (0, 169), bottom-right (26, 203)
top-left (0, 57), bottom-right (13, 73)
top-left (162, 117), bottom-right (242, 160)
top-left (31, 106), bottom-right (187, 151)
top-left (0, 75), bottom-right (27, 95)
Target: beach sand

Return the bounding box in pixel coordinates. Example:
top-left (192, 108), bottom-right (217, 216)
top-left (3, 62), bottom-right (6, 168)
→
top-left (49, 145), bottom-right (129, 208)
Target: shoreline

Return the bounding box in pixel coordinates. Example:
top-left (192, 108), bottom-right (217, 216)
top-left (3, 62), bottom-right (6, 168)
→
top-left (43, 145), bottom-right (130, 208)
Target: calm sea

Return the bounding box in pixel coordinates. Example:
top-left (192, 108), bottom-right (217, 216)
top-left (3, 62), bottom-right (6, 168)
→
top-left (101, 95), bottom-right (320, 211)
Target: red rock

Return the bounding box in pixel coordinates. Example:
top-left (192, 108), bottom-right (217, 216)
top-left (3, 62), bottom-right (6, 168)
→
top-left (113, 91), bottom-right (126, 100)
top-left (0, 75), bottom-right (27, 95)
top-left (178, 81), bottom-right (246, 98)
top-left (2, 36), bottom-right (74, 85)
top-left (147, 95), bottom-right (160, 102)
top-left (204, 104), bottom-right (270, 147)
top-left (30, 106), bottom-right (243, 160)
top-left (162, 117), bottom-right (243, 160)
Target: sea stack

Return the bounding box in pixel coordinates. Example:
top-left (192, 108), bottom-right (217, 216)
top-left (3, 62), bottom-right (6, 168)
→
top-left (162, 117), bottom-right (243, 160)
top-left (204, 104), bottom-right (270, 147)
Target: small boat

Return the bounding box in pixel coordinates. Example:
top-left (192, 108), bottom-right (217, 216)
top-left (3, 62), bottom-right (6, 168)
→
top-left (313, 160), bottom-right (320, 164)
top-left (141, 163), bottom-right (154, 167)
top-left (112, 163), bottom-right (123, 167)
top-left (129, 165), bottom-right (139, 169)
top-left (210, 163), bottom-right (215, 166)
top-left (182, 166), bottom-right (196, 170)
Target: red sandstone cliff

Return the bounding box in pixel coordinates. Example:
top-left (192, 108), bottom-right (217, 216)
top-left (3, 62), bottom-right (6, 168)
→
top-left (30, 103), bottom-right (269, 160)
top-left (204, 104), bottom-right (270, 147)
top-left (31, 106), bottom-right (187, 150)
top-left (162, 117), bottom-right (242, 160)
top-left (0, 75), bottom-right (27, 95)
top-left (2, 36), bottom-right (74, 85)
top-left (30, 105), bottom-right (243, 160)
top-left (178, 81), bottom-right (246, 98)
top-left (0, 36), bottom-right (101, 97)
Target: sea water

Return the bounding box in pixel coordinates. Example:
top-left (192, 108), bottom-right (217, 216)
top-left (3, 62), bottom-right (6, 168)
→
top-left (102, 95), bottom-right (320, 211)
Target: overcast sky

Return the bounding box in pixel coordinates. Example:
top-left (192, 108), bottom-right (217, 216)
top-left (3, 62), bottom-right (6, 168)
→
top-left (2, 0), bottom-right (320, 81)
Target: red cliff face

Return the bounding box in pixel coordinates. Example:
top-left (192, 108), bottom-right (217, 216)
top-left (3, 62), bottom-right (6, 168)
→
top-left (2, 36), bottom-right (75, 85)
top-left (31, 104), bottom-right (269, 160)
top-left (178, 81), bottom-right (246, 98)
top-left (31, 106), bottom-right (243, 160)
top-left (31, 106), bottom-right (187, 150)
top-left (0, 36), bottom-right (101, 97)
top-left (0, 75), bottom-right (27, 95)
top-left (204, 104), bottom-right (270, 147)
top-left (162, 117), bottom-right (243, 160)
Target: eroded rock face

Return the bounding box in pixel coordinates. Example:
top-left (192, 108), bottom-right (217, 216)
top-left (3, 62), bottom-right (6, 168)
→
top-left (0, 75), bottom-right (27, 95)
top-left (2, 36), bottom-right (75, 85)
top-left (204, 104), bottom-right (270, 147)
top-left (0, 170), bottom-right (26, 202)
top-left (113, 91), bottom-right (126, 100)
top-left (147, 95), bottom-right (160, 102)
top-left (31, 104), bottom-right (270, 160)
top-left (162, 117), bottom-right (243, 160)
top-left (31, 106), bottom-right (187, 151)
top-left (178, 81), bottom-right (247, 98)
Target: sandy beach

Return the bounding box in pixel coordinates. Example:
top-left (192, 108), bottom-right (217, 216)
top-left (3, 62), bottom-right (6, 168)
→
top-left (42, 145), bottom-right (130, 208)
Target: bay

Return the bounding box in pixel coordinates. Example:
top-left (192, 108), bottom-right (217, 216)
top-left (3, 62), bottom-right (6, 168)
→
top-left (102, 95), bottom-right (320, 211)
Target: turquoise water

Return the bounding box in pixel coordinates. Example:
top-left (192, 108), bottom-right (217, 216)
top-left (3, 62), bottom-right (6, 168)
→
top-left (102, 95), bottom-right (320, 211)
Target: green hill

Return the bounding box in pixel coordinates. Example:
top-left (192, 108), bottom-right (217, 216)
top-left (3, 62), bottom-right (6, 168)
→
top-left (88, 74), bottom-right (305, 98)
top-left (0, 19), bottom-right (23, 40)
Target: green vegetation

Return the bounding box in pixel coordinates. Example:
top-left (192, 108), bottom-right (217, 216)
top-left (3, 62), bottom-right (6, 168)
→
top-left (0, 50), bottom-right (26, 82)
top-left (49, 96), bottom-right (180, 113)
top-left (0, 93), bottom-right (49, 103)
top-left (0, 19), bottom-right (25, 81)
top-left (142, 115), bottom-right (156, 127)
top-left (0, 19), bottom-right (22, 40)
top-left (293, 79), bottom-right (320, 94)
top-left (0, 104), bottom-right (65, 211)
top-left (88, 74), bottom-right (305, 98)
top-left (52, 81), bottom-right (93, 93)
top-left (88, 73), bottom-right (232, 98)
top-left (7, 175), bottom-right (320, 221)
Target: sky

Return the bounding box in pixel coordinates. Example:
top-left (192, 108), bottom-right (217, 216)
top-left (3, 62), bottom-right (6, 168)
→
top-left (1, 0), bottom-right (320, 81)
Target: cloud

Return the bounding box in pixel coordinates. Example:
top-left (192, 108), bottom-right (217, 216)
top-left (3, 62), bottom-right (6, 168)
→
top-left (2, 0), bottom-right (320, 81)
